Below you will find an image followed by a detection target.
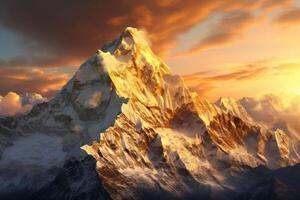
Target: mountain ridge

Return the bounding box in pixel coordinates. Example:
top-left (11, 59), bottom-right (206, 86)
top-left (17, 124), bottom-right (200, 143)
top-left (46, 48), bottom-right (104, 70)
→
top-left (0, 27), bottom-right (299, 200)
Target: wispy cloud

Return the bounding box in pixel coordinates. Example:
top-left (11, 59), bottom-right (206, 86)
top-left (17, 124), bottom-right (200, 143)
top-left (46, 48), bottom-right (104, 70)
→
top-left (182, 11), bottom-right (256, 55)
top-left (261, 0), bottom-right (292, 9)
top-left (182, 59), bottom-right (300, 98)
top-left (239, 93), bottom-right (300, 138)
top-left (274, 7), bottom-right (300, 25)
top-left (0, 67), bottom-right (69, 98)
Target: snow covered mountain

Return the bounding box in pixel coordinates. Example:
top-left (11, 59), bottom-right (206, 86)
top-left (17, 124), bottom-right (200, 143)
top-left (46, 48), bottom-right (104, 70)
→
top-left (216, 96), bottom-right (300, 141)
top-left (0, 27), bottom-right (299, 200)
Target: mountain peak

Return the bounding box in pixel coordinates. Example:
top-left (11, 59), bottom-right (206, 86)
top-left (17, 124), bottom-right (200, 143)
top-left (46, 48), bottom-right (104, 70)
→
top-left (216, 96), bottom-right (254, 123)
top-left (100, 27), bottom-right (152, 56)
top-left (92, 27), bottom-right (192, 129)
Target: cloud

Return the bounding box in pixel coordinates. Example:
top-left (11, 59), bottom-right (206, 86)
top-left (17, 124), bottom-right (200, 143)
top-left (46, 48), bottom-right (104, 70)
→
top-left (183, 62), bottom-right (268, 84)
top-left (239, 93), bottom-right (300, 139)
top-left (182, 62), bottom-right (268, 97)
top-left (185, 82), bottom-right (216, 97)
top-left (0, 0), bottom-right (224, 62)
top-left (0, 92), bottom-right (47, 116)
top-left (0, 1), bottom-right (242, 98)
top-left (182, 11), bottom-right (256, 55)
top-left (261, 0), bottom-right (292, 9)
top-left (0, 56), bottom-right (72, 69)
top-left (0, 0), bottom-right (286, 63)
top-left (183, 59), bottom-right (300, 83)
top-left (0, 0), bottom-right (295, 100)
top-left (274, 7), bottom-right (300, 25)
top-left (204, 66), bottom-right (267, 81)
top-left (21, 92), bottom-right (47, 107)
top-left (182, 59), bottom-right (300, 98)
top-left (0, 67), bottom-right (69, 98)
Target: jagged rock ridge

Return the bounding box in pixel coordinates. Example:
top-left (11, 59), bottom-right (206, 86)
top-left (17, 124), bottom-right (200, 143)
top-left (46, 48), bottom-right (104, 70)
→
top-left (81, 28), bottom-right (300, 199)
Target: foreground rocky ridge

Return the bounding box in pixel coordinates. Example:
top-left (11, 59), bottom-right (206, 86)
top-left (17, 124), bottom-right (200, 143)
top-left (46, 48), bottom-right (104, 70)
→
top-left (0, 27), bottom-right (299, 200)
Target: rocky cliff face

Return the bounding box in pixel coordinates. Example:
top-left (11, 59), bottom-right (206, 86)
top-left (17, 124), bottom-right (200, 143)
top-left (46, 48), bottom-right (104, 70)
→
top-left (0, 27), bottom-right (299, 200)
top-left (82, 28), bottom-right (300, 199)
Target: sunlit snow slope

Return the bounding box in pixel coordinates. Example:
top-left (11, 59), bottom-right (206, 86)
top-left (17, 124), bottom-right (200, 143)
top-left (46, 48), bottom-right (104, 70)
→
top-left (0, 27), bottom-right (299, 200)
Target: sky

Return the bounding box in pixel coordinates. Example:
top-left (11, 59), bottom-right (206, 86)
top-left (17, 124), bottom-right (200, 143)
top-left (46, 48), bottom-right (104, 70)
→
top-left (0, 0), bottom-right (300, 102)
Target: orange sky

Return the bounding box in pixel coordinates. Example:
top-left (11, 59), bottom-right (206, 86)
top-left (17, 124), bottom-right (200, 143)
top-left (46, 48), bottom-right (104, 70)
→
top-left (167, 0), bottom-right (300, 101)
top-left (0, 0), bottom-right (299, 101)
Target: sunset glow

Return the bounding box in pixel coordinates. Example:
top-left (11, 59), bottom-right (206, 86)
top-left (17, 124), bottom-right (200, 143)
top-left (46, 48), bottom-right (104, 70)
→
top-left (0, 0), bottom-right (299, 101)
top-left (1, 2), bottom-right (300, 198)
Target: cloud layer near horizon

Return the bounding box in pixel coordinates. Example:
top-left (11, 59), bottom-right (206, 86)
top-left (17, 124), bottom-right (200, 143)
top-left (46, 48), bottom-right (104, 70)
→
top-left (0, 92), bottom-right (47, 116)
top-left (240, 93), bottom-right (300, 139)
